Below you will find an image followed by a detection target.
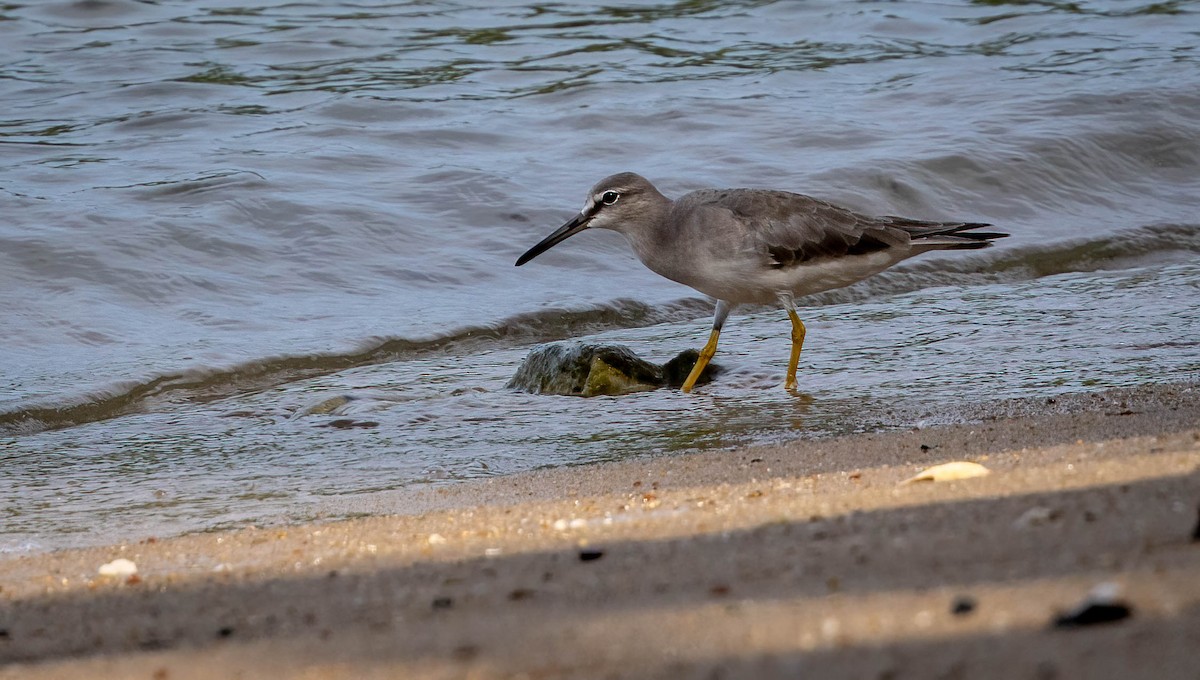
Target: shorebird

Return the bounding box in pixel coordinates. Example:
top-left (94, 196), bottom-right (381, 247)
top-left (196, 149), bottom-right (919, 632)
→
top-left (515, 173), bottom-right (1007, 392)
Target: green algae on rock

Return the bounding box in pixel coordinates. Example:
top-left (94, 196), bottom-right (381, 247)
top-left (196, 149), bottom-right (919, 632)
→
top-left (508, 343), bottom-right (718, 397)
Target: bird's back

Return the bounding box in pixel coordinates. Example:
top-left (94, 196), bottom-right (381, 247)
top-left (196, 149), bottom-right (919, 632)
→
top-left (654, 186), bottom-right (1004, 303)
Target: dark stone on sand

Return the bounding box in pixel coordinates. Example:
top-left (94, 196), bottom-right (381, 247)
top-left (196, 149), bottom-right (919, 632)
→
top-left (578, 549), bottom-right (605, 562)
top-left (951, 595), bottom-right (977, 616)
top-left (507, 342), bottom-right (719, 397)
top-left (1053, 585), bottom-right (1132, 629)
top-left (508, 588), bottom-right (534, 601)
top-left (1053, 602), bottom-right (1131, 628)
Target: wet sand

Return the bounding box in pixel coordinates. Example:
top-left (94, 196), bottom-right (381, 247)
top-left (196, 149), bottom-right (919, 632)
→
top-left (2, 383), bottom-right (1199, 679)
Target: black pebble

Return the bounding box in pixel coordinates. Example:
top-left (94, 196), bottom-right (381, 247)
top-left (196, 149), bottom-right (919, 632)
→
top-left (920, 444), bottom-right (932, 451)
top-left (951, 596), bottom-right (977, 616)
top-left (1053, 602), bottom-right (1132, 628)
top-left (217, 626), bottom-right (234, 638)
top-left (578, 549), bottom-right (605, 562)
top-left (432, 596), bottom-right (454, 610)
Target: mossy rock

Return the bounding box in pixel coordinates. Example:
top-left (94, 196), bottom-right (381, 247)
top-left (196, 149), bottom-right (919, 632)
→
top-left (508, 342), bottom-right (718, 397)
top-left (661, 349), bottom-right (711, 388)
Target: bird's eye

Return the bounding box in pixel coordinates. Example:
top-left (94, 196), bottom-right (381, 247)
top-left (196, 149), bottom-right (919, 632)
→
top-left (601, 191), bottom-right (620, 205)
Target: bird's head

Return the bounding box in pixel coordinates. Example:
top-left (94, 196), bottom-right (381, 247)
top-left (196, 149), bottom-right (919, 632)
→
top-left (515, 172), bottom-right (665, 266)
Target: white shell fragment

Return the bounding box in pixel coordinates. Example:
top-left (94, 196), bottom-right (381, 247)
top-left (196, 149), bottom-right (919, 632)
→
top-left (97, 558), bottom-right (138, 577)
top-left (1087, 581), bottom-right (1122, 603)
top-left (901, 461), bottom-right (991, 485)
top-left (1014, 505), bottom-right (1060, 529)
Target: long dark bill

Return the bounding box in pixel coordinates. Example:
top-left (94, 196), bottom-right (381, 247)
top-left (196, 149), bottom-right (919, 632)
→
top-left (514, 210), bottom-right (593, 266)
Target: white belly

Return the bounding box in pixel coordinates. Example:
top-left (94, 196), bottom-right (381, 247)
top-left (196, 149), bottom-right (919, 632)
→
top-left (674, 249), bottom-right (908, 305)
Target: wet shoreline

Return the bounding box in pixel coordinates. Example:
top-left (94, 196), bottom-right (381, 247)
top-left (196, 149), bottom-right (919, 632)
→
top-left (4, 0), bottom-right (1200, 615)
top-left (2, 381), bottom-right (1198, 677)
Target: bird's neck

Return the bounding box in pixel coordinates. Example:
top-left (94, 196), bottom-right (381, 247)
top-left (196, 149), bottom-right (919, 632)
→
top-left (619, 200), bottom-right (682, 279)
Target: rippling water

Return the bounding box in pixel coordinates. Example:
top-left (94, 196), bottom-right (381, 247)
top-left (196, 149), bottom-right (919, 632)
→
top-left (3, 0), bottom-right (1199, 552)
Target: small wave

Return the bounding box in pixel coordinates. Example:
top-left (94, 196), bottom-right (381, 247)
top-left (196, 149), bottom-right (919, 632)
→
top-left (0, 539), bottom-right (45, 555)
top-left (86, 169), bottom-right (269, 199)
top-left (0, 298), bottom-right (712, 435)
top-left (3, 223), bottom-right (1194, 435)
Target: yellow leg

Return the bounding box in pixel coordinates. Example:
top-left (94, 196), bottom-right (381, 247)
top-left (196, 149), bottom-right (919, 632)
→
top-left (681, 327), bottom-right (721, 393)
top-left (785, 308), bottom-right (807, 391)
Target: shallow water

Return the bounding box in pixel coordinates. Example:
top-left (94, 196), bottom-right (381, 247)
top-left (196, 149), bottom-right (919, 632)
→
top-left (2, 0), bottom-right (1199, 552)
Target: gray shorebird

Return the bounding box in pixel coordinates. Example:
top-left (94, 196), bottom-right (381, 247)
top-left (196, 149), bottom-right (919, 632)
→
top-left (516, 172), bottom-right (1007, 392)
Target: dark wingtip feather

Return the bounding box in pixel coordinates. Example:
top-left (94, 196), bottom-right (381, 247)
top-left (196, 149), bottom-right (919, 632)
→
top-left (912, 220), bottom-right (1009, 250)
top-left (912, 221), bottom-right (1009, 243)
top-left (956, 230), bottom-right (1009, 241)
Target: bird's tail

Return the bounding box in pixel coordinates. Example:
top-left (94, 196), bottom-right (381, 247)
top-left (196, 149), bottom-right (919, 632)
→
top-left (889, 218), bottom-right (1009, 250)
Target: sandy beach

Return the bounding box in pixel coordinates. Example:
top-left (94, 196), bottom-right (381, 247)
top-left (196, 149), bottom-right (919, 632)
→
top-left (2, 383), bottom-right (1198, 679)
top-left (5, 1), bottom-right (1200, 678)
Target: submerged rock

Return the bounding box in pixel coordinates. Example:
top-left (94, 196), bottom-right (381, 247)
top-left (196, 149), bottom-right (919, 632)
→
top-left (661, 349), bottom-right (707, 388)
top-left (507, 343), bottom-right (658, 397)
top-left (297, 394), bottom-right (355, 416)
top-left (508, 342), bottom-right (718, 397)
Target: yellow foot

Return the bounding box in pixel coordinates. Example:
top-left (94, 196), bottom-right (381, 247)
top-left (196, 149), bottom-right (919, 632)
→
top-left (682, 327), bottom-right (722, 393)
top-left (784, 308), bottom-right (807, 391)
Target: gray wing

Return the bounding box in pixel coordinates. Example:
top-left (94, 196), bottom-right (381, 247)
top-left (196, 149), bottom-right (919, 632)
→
top-left (684, 189), bottom-right (1002, 269)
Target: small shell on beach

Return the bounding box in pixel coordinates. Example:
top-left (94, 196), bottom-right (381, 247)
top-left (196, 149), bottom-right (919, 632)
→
top-left (1014, 505), bottom-right (1061, 528)
top-left (97, 558), bottom-right (138, 577)
top-left (901, 461), bottom-right (990, 485)
top-left (552, 518), bottom-right (587, 531)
